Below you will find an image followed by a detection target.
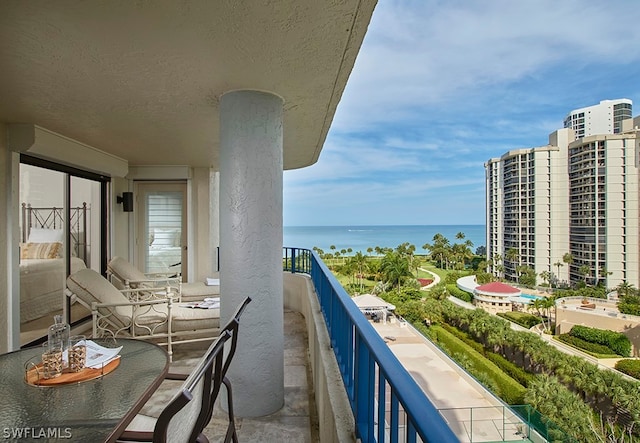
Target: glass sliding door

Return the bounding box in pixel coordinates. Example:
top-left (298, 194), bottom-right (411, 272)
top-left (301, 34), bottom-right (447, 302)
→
top-left (135, 182), bottom-right (187, 278)
top-left (19, 156), bottom-right (108, 346)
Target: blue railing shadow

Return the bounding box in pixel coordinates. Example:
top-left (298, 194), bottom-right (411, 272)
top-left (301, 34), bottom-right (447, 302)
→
top-left (284, 247), bottom-right (458, 443)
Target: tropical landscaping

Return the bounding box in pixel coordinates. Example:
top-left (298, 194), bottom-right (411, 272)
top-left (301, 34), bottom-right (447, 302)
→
top-left (312, 232), bottom-right (640, 442)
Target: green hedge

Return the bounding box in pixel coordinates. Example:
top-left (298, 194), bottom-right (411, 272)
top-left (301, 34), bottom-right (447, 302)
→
top-left (614, 359), bottom-right (640, 380)
top-left (446, 284), bottom-right (473, 303)
top-left (558, 334), bottom-right (618, 356)
top-left (569, 325), bottom-right (631, 357)
top-left (440, 323), bottom-right (485, 353)
top-left (440, 323), bottom-right (535, 387)
top-left (485, 352), bottom-right (535, 387)
top-left (497, 311), bottom-right (542, 329)
top-left (429, 325), bottom-right (526, 404)
top-left (618, 302), bottom-right (640, 316)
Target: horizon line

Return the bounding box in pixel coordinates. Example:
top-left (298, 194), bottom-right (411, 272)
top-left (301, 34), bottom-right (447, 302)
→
top-left (284, 223), bottom-right (486, 228)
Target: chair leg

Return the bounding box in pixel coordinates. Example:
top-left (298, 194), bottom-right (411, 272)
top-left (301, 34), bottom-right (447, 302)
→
top-left (222, 377), bottom-right (238, 443)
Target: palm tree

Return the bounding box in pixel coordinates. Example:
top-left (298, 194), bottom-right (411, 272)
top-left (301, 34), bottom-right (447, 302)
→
top-left (352, 251), bottom-right (367, 292)
top-left (553, 261), bottom-right (563, 287)
top-left (616, 281), bottom-right (635, 297)
top-left (597, 266), bottom-right (611, 287)
top-left (492, 253), bottom-right (503, 278)
top-left (539, 270), bottom-right (551, 287)
top-left (380, 251), bottom-right (412, 292)
top-left (563, 252), bottom-right (574, 284)
top-left (423, 233), bottom-right (451, 269)
top-left (578, 264), bottom-right (590, 285)
top-left (505, 248), bottom-right (519, 281)
top-left (429, 283), bottom-right (448, 301)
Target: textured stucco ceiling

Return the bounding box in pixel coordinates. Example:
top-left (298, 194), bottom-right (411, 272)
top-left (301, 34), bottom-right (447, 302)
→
top-left (0, 1), bottom-right (376, 170)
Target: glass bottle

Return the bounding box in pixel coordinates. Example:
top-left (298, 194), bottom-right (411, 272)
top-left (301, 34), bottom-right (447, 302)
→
top-left (48, 315), bottom-right (70, 368)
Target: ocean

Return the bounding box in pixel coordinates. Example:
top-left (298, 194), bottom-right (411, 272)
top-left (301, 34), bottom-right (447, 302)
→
top-left (283, 225), bottom-right (485, 254)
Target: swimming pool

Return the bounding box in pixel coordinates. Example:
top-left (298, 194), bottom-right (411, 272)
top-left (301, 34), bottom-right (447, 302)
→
top-left (520, 293), bottom-right (543, 300)
top-left (510, 293), bottom-right (544, 304)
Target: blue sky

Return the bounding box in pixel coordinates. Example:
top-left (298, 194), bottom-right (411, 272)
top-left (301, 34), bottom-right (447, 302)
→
top-left (283, 0), bottom-right (640, 226)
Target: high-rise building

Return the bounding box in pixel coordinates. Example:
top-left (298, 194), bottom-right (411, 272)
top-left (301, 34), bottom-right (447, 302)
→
top-left (567, 132), bottom-right (639, 287)
top-left (486, 103), bottom-right (639, 289)
top-left (563, 98), bottom-right (632, 139)
top-left (485, 129), bottom-right (570, 285)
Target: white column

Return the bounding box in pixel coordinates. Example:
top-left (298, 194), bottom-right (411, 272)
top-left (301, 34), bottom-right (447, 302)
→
top-left (219, 90), bottom-right (284, 417)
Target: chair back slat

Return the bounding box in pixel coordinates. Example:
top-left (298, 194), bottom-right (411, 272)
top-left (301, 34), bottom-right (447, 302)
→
top-left (153, 296), bottom-right (251, 443)
top-left (202, 297), bottom-right (252, 431)
top-left (153, 330), bottom-right (232, 443)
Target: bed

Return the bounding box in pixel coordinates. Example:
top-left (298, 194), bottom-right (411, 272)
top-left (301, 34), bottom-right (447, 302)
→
top-left (147, 227), bottom-right (182, 274)
top-left (20, 203), bottom-right (89, 325)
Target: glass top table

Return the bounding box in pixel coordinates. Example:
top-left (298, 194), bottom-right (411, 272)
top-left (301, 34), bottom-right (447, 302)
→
top-left (0, 338), bottom-right (169, 442)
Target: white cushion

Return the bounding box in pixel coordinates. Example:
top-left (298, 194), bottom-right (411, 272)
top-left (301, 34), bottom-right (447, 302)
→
top-left (108, 256), bottom-right (150, 287)
top-left (28, 228), bottom-right (64, 243)
top-left (181, 282), bottom-right (220, 301)
top-left (67, 269), bottom-right (133, 329)
top-left (133, 305), bottom-right (219, 334)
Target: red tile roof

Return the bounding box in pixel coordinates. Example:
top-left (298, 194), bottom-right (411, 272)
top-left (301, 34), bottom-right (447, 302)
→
top-left (475, 281), bottom-right (520, 294)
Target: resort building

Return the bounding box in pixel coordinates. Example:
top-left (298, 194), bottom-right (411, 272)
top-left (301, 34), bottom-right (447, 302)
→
top-left (472, 281), bottom-right (521, 314)
top-left (567, 131), bottom-right (640, 287)
top-left (563, 98), bottom-right (632, 139)
top-left (486, 101), bottom-right (640, 289)
top-left (485, 129), bottom-right (571, 285)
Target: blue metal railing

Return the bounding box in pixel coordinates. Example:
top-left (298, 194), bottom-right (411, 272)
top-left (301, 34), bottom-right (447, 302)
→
top-left (283, 247), bottom-right (458, 443)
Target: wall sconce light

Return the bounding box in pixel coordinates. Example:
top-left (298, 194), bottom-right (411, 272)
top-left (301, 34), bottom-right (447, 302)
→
top-left (117, 192), bottom-right (134, 212)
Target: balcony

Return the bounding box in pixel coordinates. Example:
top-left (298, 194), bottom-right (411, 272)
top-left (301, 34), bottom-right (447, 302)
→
top-left (145, 248), bottom-right (458, 442)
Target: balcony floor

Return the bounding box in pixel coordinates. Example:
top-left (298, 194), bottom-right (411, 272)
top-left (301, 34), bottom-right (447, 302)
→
top-left (137, 310), bottom-right (319, 442)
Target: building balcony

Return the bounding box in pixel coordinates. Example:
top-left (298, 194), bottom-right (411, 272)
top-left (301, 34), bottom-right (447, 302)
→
top-left (148, 248), bottom-right (459, 442)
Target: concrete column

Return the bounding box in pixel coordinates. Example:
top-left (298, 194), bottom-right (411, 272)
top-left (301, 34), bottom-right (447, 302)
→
top-left (0, 124), bottom-right (21, 352)
top-left (219, 90), bottom-right (284, 416)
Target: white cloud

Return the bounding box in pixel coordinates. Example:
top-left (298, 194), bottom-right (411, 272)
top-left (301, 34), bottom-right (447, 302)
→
top-left (334, 0), bottom-right (640, 130)
top-left (284, 0), bottom-right (640, 226)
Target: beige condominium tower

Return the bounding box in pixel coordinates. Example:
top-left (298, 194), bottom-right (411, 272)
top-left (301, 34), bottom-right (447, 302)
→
top-left (486, 99), bottom-right (639, 289)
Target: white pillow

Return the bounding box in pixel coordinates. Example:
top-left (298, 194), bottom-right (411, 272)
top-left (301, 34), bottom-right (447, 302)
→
top-left (28, 228), bottom-right (64, 243)
top-left (152, 228), bottom-right (180, 247)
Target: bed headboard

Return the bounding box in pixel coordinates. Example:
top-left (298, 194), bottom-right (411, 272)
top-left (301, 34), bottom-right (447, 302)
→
top-left (21, 203), bottom-right (89, 262)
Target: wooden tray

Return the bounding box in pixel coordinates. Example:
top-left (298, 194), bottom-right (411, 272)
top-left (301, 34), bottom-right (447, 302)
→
top-left (25, 356), bottom-right (121, 387)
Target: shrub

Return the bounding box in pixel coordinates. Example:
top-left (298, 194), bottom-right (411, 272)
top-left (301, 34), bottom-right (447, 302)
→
top-left (429, 325), bottom-right (526, 404)
top-left (569, 325), bottom-right (631, 357)
top-left (446, 284), bottom-right (473, 303)
top-left (485, 352), bottom-right (535, 387)
top-left (497, 312), bottom-right (542, 329)
top-left (614, 359), bottom-right (640, 380)
top-left (558, 334), bottom-right (618, 356)
top-left (440, 323), bottom-right (484, 354)
top-left (618, 299), bottom-right (640, 316)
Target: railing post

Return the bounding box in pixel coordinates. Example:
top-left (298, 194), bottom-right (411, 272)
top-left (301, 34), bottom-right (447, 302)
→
top-left (291, 248), bottom-right (297, 274)
top-left (355, 331), bottom-right (374, 442)
top-left (377, 371), bottom-right (386, 442)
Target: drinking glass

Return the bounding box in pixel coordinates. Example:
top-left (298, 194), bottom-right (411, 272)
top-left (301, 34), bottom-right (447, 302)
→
top-left (41, 340), bottom-right (63, 379)
top-left (68, 335), bottom-right (87, 372)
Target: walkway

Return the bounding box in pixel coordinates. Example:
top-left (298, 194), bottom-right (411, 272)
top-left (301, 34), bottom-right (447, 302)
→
top-left (371, 319), bottom-right (532, 442)
top-left (418, 267), bottom-right (440, 289)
